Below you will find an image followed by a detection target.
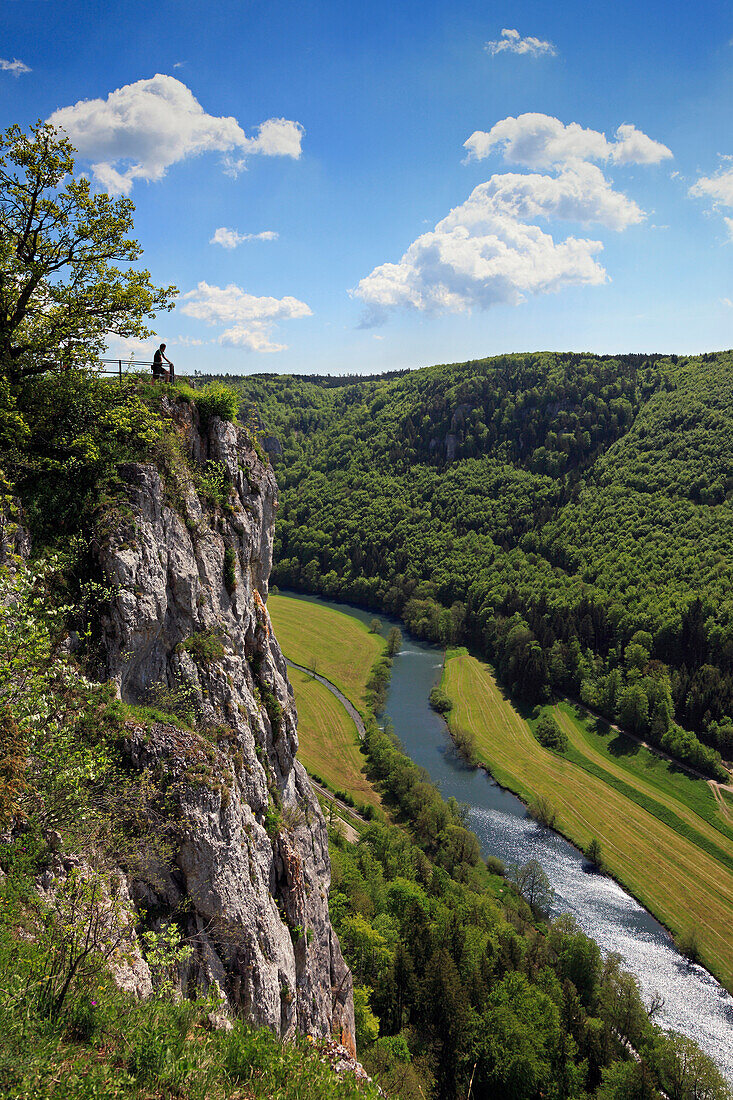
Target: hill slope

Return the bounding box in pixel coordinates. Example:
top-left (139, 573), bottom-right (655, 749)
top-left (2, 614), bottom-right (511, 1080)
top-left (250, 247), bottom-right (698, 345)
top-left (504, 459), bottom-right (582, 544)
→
top-left (229, 350), bottom-right (733, 771)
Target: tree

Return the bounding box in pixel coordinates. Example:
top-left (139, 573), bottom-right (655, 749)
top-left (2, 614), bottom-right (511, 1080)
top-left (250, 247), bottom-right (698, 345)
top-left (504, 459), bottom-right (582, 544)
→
top-left (587, 837), bottom-right (603, 869)
top-left (0, 121), bottom-right (175, 381)
top-left (511, 859), bottom-right (555, 915)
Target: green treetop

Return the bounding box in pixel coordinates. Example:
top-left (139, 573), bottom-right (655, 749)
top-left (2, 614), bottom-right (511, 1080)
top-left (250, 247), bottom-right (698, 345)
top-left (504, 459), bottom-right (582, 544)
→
top-left (0, 121), bottom-right (176, 381)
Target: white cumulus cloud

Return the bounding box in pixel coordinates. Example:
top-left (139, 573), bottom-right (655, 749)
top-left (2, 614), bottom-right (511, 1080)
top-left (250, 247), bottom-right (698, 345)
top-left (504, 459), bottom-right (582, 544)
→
top-left (611, 123), bottom-right (673, 165)
top-left (464, 113), bottom-right (672, 168)
top-left (690, 164), bottom-right (733, 239)
top-left (48, 74), bottom-right (304, 195)
top-left (180, 281), bottom-right (311, 353)
top-left (690, 166), bottom-right (733, 207)
top-left (210, 227), bottom-right (279, 249)
top-left (485, 28), bottom-right (557, 57)
top-left (352, 191), bottom-right (606, 325)
top-left (353, 113), bottom-right (669, 325)
top-left (459, 164), bottom-right (644, 231)
top-left (0, 57), bottom-right (31, 76)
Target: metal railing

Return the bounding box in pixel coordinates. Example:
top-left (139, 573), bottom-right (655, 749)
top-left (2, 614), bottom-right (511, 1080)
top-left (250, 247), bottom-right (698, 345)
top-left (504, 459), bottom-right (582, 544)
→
top-left (45, 357), bottom-right (195, 385)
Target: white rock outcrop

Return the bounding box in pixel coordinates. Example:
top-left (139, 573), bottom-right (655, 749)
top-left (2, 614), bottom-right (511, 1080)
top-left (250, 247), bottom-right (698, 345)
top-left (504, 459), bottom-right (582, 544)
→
top-left (95, 397), bottom-right (355, 1049)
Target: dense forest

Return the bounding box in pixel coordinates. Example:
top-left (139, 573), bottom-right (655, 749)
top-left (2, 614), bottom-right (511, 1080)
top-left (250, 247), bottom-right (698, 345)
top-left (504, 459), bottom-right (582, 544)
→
top-left (226, 350), bottom-right (733, 777)
top-left (330, 708), bottom-right (728, 1100)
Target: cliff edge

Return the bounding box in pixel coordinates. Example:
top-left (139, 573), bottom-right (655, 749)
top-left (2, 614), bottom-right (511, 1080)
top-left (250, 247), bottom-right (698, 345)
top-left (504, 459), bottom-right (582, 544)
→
top-left (95, 395), bottom-right (355, 1048)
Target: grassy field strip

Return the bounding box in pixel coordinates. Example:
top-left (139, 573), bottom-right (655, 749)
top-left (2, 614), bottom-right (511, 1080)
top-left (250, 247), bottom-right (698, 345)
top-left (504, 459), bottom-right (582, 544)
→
top-left (710, 781), bottom-right (733, 826)
top-left (553, 709), bottom-right (733, 872)
top-left (443, 652), bottom-right (733, 989)
top-left (268, 594), bottom-right (384, 715)
top-left (287, 667), bottom-right (381, 810)
top-left (555, 703), bottom-right (733, 845)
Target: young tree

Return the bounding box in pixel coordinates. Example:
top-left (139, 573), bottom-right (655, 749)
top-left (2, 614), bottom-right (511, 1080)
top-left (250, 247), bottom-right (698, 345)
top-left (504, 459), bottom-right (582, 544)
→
top-left (0, 121), bottom-right (176, 381)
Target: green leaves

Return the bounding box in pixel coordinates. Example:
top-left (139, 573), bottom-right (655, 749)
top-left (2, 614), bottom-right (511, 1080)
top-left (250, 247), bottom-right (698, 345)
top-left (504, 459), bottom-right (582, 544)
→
top-left (0, 120), bottom-right (176, 380)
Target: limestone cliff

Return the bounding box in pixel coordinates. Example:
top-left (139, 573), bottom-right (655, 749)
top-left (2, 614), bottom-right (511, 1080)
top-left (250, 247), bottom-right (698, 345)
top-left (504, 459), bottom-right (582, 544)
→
top-left (95, 395), bottom-right (354, 1046)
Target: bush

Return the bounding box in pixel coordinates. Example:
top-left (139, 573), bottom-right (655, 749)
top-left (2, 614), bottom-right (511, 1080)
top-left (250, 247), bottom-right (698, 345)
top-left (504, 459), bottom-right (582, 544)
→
top-left (485, 854), bottom-right (506, 876)
top-left (429, 687), bottom-right (453, 714)
top-left (534, 712), bottom-right (569, 752)
top-left (182, 630), bottom-right (226, 666)
top-left (676, 925), bottom-right (702, 964)
top-left (452, 725), bottom-right (477, 766)
top-left (192, 382), bottom-right (241, 427)
top-left (528, 794), bottom-right (557, 828)
top-left (586, 837), bottom-right (603, 868)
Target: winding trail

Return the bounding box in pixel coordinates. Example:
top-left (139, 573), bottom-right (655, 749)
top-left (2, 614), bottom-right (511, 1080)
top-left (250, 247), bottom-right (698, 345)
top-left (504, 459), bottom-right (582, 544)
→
top-left (285, 657), bottom-right (369, 843)
top-left (285, 658), bottom-right (367, 740)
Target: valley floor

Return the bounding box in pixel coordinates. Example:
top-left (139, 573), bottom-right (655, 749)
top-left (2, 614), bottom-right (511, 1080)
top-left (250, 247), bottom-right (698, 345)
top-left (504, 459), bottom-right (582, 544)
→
top-left (442, 649), bottom-right (733, 991)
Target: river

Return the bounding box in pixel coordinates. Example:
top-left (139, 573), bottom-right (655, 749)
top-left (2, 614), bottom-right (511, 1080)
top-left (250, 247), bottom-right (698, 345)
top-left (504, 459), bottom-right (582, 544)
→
top-left (281, 591), bottom-right (733, 1080)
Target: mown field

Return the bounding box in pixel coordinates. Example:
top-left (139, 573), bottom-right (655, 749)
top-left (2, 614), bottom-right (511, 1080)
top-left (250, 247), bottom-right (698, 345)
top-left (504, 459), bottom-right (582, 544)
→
top-left (441, 648), bottom-right (733, 991)
top-left (267, 593), bottom-right (384, 714)
top-left (287, 667), bottom-right (380, 810)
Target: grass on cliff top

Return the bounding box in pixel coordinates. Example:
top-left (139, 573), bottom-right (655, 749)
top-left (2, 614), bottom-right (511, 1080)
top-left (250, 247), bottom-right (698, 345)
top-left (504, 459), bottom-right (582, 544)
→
top-left (441, 648), bottom-right (733, 992)
top-left (267, 594), bottom-right (384, 715)
top-left (289, 667), bottom-right (381, 810)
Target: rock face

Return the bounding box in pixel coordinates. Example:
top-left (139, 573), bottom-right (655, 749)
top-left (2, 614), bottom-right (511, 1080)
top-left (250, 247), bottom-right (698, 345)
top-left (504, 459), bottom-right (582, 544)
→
top-left (96, 397), bottom-right (355, 1047)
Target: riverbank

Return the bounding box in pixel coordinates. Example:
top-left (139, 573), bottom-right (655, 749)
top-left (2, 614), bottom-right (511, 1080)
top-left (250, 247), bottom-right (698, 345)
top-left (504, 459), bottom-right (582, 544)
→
top-left (440, 647), bottom-right (733, 993)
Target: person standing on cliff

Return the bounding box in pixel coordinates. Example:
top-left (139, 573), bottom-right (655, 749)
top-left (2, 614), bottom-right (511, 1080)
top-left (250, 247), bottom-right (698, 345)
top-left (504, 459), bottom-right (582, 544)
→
top-left (152, 342), bottom-right (174, 382)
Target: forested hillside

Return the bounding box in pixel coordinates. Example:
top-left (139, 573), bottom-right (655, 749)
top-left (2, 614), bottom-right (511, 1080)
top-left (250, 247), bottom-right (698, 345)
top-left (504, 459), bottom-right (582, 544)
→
top-left (228, 350), bottom-right (733, 775)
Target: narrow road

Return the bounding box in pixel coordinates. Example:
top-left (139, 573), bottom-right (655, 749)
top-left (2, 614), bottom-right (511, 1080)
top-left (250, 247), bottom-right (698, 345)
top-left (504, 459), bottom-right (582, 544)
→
top-left (284, 657), bottom-right (369, 844)
top-left (562, 694), bottom-right (732, 788)
top-left (284, 658), bottom-right (367, 740)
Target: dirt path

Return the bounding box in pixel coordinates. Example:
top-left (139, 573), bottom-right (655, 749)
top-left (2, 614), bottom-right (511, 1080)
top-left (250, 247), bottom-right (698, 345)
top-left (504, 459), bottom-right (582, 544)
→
top-left (285, 658), bottom-right (369, 844)
top-left (710, 780), bottom-right (733, 826)
top-left (285, 658), bottom-right (366, 740)
top-left (563, 695), bottom-right (732, 788)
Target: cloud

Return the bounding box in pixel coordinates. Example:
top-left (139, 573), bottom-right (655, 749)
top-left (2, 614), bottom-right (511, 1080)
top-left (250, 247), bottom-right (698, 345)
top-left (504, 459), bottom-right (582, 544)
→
top-left (721, 297), bottom-right (733, 308)
top-left (352, 189), bottom-right (606, 325)
top-left (210, 227), bottom-right (279, 248)
top-left (459, 164), bottom-right (644, 231)
top-left (180, 281), bottom-right (311, 353)
top-left (611, 123), bottom-right (673, 165)
top-left (485, 28), bottom-right (557, 57)
top-left (464, 113), bottom-right (672, 168)
top-left (106, 334), bottom-right (156, 357)
top-left (48, 74), bottom-right (304, 194)
top-left (353, 113), bottom-right (669, 325)
top-left (690, 164), bottom-right (733, 239)
top-left (690, 166), bottom-right (733, 207)
top-left (0, 57), bottom-right (31, 76)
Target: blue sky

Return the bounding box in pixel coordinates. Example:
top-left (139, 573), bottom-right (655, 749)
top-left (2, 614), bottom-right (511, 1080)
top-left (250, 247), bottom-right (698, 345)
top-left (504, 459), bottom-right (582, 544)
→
top-left (2, 0), bottom-right (732, 375)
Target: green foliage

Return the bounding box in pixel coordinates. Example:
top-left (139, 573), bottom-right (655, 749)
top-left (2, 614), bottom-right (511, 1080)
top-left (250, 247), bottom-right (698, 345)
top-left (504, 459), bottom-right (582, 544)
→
top-left (0, 121), bottom-right (175, 383)
top-left (587, 837), bottom-right (603, 868)
top-left (226, 351), bottom-right (733, 780)
top-left (428, 687), bottom-right (452, 714)
top-left (386, 627), bottom-right (402, 656)
top-left (534, 711), bottom-right (569, 752)
top-left (182, 630), bottom-right (226, 666)
top-left (528, 794), bottom-right (557, 828)
top-left (510, 858), bottom-right (555, 914)
top-left (6, 370), bottom-right (164, 545)
top-left (192, 381), bottom-right (241, 427)
top-left (193, 459), bottom-right (233, 510)
top-left (352, 984), bottom-right (380, 1048)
